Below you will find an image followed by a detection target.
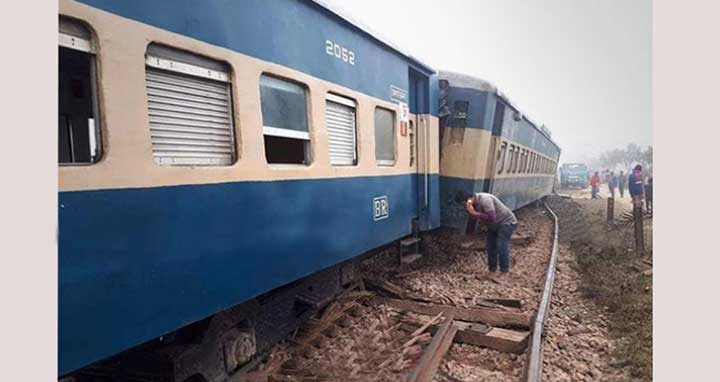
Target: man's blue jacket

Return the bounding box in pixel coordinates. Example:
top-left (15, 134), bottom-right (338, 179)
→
top-left (629, 173), bottom-right (644, 196)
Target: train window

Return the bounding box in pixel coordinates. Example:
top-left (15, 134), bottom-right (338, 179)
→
top-left (526, 151), bottom-right (531, 173)
top-left (145, 44), bottom-right (236, 166)
top-left (450, 101), bottom-right (468, 144)
top-left (374, 107), bottom-right (396, 166)
top-left (518, 149), bottom-right (523, 173)
top-left (59, 17), bottom-right (102, 165)
top-left (529, 152), bottom-right (534, 173)
top-left (496, 141), bottom-right (507, 174)
top-left (503, 144), bottom-right (511, 174)
top-left (260, 75), bottom-right (311, 165)
top-left (528, 152), bottom-right (532, 173)
top-left (325, 93), bottom-right (357, 166)
top-left (528, 151), bottom-right (535, 173)
top-left (506, 145), bottom-right (513, 173)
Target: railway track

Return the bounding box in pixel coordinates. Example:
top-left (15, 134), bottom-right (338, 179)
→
top-left (522, 201), bottom-right (560, 382)
top-left (233, 203), bottom-right (560, 382)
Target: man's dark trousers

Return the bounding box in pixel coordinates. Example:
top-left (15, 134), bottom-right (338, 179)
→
top-left (487, 223), bottom-right (518, 272)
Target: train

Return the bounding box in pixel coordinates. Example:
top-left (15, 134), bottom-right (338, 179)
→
top-left (58, 1), bottom-right (561, 381)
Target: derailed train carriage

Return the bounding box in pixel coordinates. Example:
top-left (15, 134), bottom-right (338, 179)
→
top-left (58, 1), bottom-right (558, 381)
top-left (437, 71), bottom-right (561, 229)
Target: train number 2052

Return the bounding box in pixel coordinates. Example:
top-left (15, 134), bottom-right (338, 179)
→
top-left (325, 40), bottom-right (355, 65)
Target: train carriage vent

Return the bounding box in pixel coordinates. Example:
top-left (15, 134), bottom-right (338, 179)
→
top-left (144, 44), bottom-right (236, 166)
top-left (325, 94), bottom-right (357, 166)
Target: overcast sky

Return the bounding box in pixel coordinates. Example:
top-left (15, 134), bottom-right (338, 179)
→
top-left (325, 0), bottom-right (652, 163)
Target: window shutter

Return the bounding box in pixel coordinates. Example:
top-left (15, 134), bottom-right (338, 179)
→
top-left (145, 58), bottom-right (235, 166)
top-left (326, 95), bottom-right (357, 166)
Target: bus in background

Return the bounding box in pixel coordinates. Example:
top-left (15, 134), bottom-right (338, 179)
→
top-left (560, 163), bottom-right (589, 188)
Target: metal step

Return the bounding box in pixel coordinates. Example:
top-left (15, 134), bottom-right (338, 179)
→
top-left (294, 291), bottom-right (332, 310)
top-left (400, 237), bottom-right (421, 247)
top-left (400, 254), bottom-right (423, 264)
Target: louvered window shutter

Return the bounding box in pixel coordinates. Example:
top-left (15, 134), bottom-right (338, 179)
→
top-left (325, 94), bottom-right (357, 166)
top-left (145, 51), bottom-right (235, 166)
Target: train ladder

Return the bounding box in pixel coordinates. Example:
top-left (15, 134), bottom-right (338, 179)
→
top-left (399, 236), bottom-right (422, 265)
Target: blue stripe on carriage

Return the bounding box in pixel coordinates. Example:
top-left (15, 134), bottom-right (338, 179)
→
top-left (73, 0), bottom-right (437, 115)
top-left (438, 175), bottom-right (555, 229)
top-left (58, 173), bottom-right (441, 374)
top-left (442, 87), bottom-right (560, 158)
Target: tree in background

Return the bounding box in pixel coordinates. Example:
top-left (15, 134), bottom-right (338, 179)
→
top-left (591, 144), bottom-right (653, 175)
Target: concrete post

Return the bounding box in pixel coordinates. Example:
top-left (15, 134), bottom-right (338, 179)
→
top-left (633, 197), bottom-right (645, 256)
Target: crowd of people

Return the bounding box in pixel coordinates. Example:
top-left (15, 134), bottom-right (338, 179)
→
top-left (589, 165), bottom-right (653, 213)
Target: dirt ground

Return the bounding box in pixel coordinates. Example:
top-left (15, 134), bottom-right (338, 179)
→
top-left (243, 206), bottom-right (555, 382)
top-left (543, 188), bottom-right (653, 382)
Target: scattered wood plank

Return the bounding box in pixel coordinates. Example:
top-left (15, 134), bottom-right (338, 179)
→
top-left (511, 234), bottom-right (534, 246)
top-left (456, 327), bottom-right (529, 354)
top-left (402, 332), bottom-right (433, 349)
top-left (409, 312), bottom-right (444, 338)
top-left (397, 313), bottom-right (528, 354)
top-left (363, 278), bottom-right (434, 303)
top-left (407, 314), bottom-right (458, 382)
top-left (375, 296), bottom-right (532, 328)
top-left (394, 311), bottom-right (491, 335)
top-left (395, 270), bottom-right (422, 279)
top-left (467, 298), bottom-right (522, 312)
top-left (335, 290), bottom-right (375, 302)
top-left (473, 274), bottom-right (502, 285)
top-left (482, 298), bottom-right (523, 309)
top-left (364, 278), bottom-right (407, 298)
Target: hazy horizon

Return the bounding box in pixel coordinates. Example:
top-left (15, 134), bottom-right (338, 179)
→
top-left (324, 0), bottom-right (652, 164)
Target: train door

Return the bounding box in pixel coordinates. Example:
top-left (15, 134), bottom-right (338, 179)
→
top-left (408, 69), bottom-right (431, 230)
top-left (486, 98), bottom-right (506, 193)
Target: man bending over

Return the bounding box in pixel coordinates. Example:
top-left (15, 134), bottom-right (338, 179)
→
top-left (465, 192), bottom-right (518, 273)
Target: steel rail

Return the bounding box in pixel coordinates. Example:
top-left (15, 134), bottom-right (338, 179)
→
top-left (523, 198), bottom-right (560, 382)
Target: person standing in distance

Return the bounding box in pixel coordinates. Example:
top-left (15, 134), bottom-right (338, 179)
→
top-left (618, 170), bottom-right (627, 198)
top-left (644, 176), bottom-right (653, 214)
top-left (608, 171), bottom-right (618, 197)
top-left (629, 164), bottom-right (645, 207)
top-left (590, 171), bottom-right (601, 199)
top-left (464, 192), bottom-right (518, 273)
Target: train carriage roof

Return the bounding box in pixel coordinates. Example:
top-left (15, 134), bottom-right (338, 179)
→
top-left (310, 0), bottom-right (435, 75)
top-left (439, 70), bottom-right (561, 152)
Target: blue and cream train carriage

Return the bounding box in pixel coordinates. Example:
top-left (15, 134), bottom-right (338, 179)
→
top-left (437, 71), bottom-right (561, 228)
top-left (58, 1), bottom-right (556, 381)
